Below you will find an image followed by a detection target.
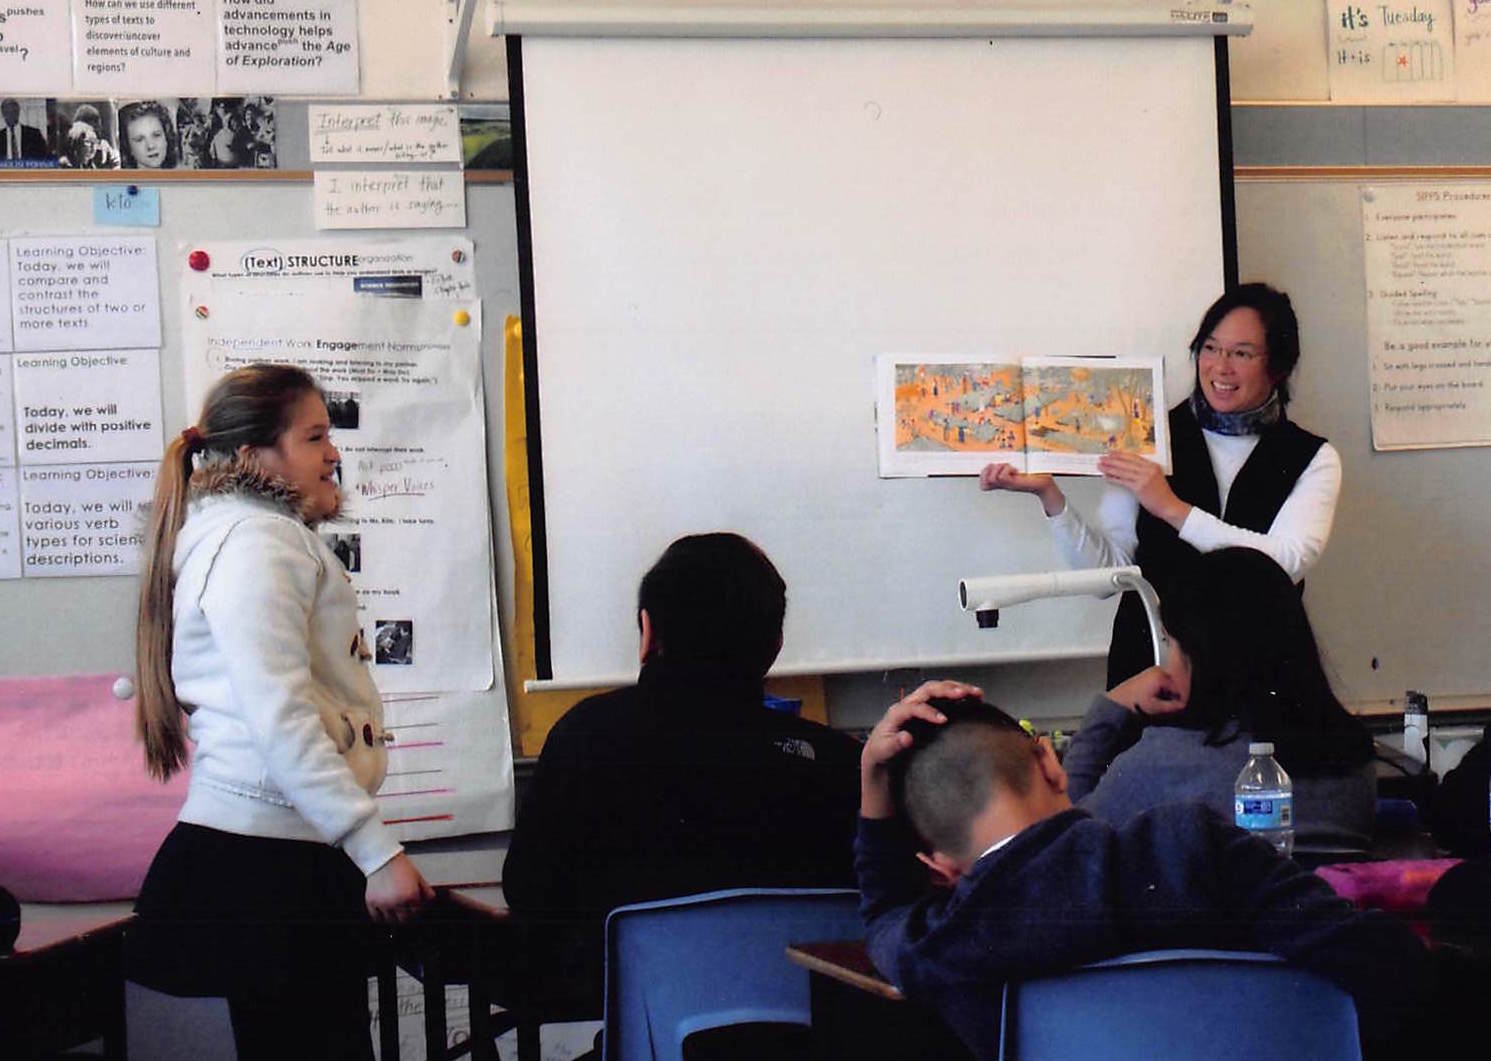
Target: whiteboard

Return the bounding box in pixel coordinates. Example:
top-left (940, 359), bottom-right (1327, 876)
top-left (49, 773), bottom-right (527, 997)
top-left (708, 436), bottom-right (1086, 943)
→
top-left (517, 34), bottom-right (1229, 685)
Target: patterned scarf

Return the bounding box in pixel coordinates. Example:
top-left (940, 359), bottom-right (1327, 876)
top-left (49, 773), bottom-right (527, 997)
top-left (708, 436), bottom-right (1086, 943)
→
top-left (1189, 385), bottom-right (1282, 436)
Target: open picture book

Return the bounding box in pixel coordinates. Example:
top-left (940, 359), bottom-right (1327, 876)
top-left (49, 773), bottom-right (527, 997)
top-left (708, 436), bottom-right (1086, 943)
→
top-left (875, 354), bottom-right (1169, 478)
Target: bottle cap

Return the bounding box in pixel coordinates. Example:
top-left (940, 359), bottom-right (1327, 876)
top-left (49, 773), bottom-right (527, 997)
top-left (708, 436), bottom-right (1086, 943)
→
top-left (1248, 742), bottom-right (1274, 756)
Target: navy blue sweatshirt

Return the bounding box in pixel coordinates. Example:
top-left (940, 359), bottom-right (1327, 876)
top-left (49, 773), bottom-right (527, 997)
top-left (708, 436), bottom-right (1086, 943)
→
top-left (857, 805), bottom-right (1430, 1059)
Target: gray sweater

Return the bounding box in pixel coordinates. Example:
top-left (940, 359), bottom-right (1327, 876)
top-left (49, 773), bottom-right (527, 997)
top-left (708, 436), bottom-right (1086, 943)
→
top-left (1065, 695), bottom-right (1376, 850)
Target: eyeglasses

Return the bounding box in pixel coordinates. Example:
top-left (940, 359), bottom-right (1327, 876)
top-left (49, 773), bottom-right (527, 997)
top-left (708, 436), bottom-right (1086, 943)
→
top-left (1198, 339), bottom-right (1265, 363)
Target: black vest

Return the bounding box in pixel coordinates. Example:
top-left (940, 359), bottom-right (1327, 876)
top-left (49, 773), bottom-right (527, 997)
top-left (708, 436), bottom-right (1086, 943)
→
top-left (1106, 402), bottom-right (1326, 685)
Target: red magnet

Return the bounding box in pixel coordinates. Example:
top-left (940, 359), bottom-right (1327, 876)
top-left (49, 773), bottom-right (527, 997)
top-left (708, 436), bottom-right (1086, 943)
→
top-left (194, 305), bottom-right (209, 319)
top-left (451, 248), bottom-right (466, 264)
top-left (188, 249), bottom-right (211, 272)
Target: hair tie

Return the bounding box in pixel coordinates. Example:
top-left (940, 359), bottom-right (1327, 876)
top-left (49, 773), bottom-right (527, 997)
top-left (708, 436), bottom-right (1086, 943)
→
top-left (180, 425), bottom-right (203, 451)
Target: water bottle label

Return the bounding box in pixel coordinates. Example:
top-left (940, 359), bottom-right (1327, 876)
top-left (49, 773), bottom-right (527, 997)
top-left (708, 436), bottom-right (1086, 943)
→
top-left (1235, 791), bottom-right (1293, 831)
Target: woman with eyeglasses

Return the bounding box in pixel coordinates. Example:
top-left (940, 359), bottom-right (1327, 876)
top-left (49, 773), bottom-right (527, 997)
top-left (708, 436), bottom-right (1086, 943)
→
top-left (980, 283), bottom-right (1340, 687)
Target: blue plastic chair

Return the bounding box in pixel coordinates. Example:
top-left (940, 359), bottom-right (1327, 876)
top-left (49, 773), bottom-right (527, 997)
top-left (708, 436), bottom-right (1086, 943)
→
top-left (601, 887), bottom-right (863, 1061)
top-left (998, 948), bottom-right (1361, 1061)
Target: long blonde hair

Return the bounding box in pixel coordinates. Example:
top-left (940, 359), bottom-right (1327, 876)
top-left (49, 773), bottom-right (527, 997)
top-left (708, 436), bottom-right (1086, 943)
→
top-left (135, 364), bottom-right (321, 780)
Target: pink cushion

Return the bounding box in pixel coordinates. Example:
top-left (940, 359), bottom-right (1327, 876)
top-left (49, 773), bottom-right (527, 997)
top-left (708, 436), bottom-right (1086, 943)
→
top-left (0, 674), bottom-right (188, 901)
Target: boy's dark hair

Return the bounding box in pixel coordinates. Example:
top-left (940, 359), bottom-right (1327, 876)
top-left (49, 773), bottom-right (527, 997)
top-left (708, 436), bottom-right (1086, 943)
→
top-left (891, 697), bottom-right (1038, 858)
top-left (1160, 547), bottom-right (1372, 774)
top-left (636, 532), bottom-right (786, 678)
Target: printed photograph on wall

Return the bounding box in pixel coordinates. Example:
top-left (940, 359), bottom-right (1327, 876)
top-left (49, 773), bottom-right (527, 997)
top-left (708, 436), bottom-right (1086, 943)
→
top-left (177, 96), bottom-right (277, 170)
top-left (0, 96), bottom-right (57, 168)
top-left (458, 102), bottom-right (512, 171)
top-left (375, 619), bottom-right (414, 666)
top-left (54, 100), bottom-right (120, 170)
top-left (875, 354), bottom-right (1167, 477)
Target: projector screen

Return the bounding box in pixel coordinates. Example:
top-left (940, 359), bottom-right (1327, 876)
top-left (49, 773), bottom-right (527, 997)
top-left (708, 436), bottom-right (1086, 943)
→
top-left (515, 32), bottom-right (1231, 686)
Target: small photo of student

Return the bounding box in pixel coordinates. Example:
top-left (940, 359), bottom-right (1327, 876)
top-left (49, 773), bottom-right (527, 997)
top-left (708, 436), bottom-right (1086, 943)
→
top-left (55, 101), bottom-right (121, 171)
top-left (118, 99), bottom-right (180, 170)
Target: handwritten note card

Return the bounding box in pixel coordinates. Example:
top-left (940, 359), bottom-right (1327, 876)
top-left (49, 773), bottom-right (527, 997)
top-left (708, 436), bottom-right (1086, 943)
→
top-left (1362, 183), bottom-right (1491, 450)
top-left (309, 105), bottom-right (463, 165)
top-left (313, 171), bottom-right (467, 230)
top-left (0, 1), bottom-right (74, 95)
top-left (1327, 1), bottom-right (1454, 101)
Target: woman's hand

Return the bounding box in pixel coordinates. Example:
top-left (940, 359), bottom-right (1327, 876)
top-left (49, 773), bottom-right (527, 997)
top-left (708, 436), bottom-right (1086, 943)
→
top-left (1096, 452), bottom-right (1191, 529)
top-left (365, 852), bottom-right (435, 923)
top-left (861, 680), bottom-right (982, 818)
top-left (1107, 665), bottom-right (1188, 718)
top-left (979, 463), bottom-right (1065, 517)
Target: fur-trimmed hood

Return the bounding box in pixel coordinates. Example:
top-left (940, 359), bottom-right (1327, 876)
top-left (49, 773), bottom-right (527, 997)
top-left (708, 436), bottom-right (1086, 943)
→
top-left (187, 453), bottom-right (326, 526)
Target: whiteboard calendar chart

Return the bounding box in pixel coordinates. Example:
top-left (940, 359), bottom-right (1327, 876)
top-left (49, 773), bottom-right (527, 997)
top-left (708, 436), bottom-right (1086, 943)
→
top-left (1326, 1), bottom-right (1455, 102)
top-left (1361, 184), bottom-right (1491, 450)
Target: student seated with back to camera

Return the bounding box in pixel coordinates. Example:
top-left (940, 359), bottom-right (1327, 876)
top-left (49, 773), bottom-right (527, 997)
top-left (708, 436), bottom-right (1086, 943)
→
top-left (1062, 547), bottom-right (1377, 854)
top-left (503, 533), bottom-right (863, 1028)
top-left (856, 681), bottom-right (1430, 1061)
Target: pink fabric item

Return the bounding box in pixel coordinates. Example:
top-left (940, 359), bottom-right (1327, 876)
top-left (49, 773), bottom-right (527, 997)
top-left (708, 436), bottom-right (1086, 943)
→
top-left (1315, 859), bottom-right (1462, 917)
top-left (0, 674), bottom-right (188, 901)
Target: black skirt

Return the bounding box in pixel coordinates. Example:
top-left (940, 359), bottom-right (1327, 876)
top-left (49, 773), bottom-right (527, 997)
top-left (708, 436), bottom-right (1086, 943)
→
top-left (128, 822), bottom-right (374, 1001)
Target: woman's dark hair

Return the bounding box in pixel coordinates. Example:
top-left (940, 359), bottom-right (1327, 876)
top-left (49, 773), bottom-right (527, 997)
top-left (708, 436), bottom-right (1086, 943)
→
top-left (118, 99), bottom-right (179, 169)
top-left (637, 532), bottom-right (785, 678)
top-left (1188, 282), bottom-right (1301, 407)
top-left (1160, 547), bottom-right (1372, 774)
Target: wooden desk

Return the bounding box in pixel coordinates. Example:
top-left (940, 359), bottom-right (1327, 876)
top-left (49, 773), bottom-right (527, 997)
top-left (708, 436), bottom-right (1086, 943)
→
top-left (786, 941), bottom-right (972, 1061)
top-left (386, 886), bottom-right (597, 1061)
top-left (1, 904), bottom-right (134, 1060)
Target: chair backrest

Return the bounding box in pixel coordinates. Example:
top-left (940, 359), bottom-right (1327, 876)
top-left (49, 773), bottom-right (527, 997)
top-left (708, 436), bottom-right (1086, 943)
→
top-left (602, 887), bottom-right (863, 1061)
top-left (998, 949), bottom-right (1361, 1061)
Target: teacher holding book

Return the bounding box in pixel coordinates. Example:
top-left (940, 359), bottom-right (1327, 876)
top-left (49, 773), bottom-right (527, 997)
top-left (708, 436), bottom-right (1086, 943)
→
top-left (980, 283), bottom-right (1341, 685)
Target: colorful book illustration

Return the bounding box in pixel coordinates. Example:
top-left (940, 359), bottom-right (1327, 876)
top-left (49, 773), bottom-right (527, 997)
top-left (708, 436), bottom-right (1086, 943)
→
top-left (875, 354), bottom-right (1169, 478)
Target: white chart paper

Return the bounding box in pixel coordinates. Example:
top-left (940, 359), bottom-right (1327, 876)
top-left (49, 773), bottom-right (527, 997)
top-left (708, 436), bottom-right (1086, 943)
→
top-left (309, 104), bottom-right (462, 164)
top-left (313, 171), bottom-right (467, 230)
top-left (216, 0), bottom-right (360, 95)
top-left (1, 243), bottom-right (14, 352)
top-left (185, 295), bottom-right (495, 694)
top-left (0, 468), bottom-right (19, 579)
top-left (0, 1), bottom-right (73, 96)
top-left (1362, 184), bottom-right (1491, 449)
top-left (9, 236), bottom-right (161, 353)
top-left (0, 353), bottom-right (14, 467)
top-left (72, 0), bottom-right (218, 96)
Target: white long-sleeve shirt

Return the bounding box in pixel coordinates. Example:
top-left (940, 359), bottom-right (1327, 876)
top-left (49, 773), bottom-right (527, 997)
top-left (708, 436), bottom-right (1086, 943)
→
top-left (1048, 429), bottom-right (1342, 582)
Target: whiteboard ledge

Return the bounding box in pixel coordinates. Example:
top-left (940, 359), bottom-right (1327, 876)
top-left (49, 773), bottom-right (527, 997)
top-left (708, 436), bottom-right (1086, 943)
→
top-left (525, 643), bottom-right (1107, 692)
top-left (492, 3), bottom-right (1252, 39)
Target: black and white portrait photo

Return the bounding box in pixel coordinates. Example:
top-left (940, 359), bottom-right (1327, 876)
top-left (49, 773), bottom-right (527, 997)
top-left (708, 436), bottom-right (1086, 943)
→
top-left (374, 619), bottom-right (414, 666)
top-left (321, 532), bottom-right (361, 573)
top-left (325, 390), bottom-right (361, 430)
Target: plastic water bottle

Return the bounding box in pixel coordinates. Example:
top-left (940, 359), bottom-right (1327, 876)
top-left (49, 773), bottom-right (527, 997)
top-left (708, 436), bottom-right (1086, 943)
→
top-left (1403, 690), bottom-right (1429, 768)
top-left (1235, 742), bottom-right (1294, 857)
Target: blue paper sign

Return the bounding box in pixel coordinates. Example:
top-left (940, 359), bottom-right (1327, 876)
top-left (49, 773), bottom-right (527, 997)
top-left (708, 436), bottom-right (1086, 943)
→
top-left (93, 186), bottom-right (160, 227)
